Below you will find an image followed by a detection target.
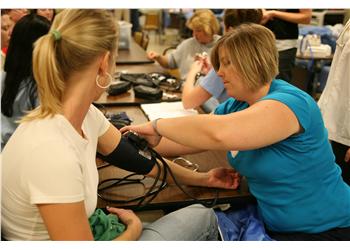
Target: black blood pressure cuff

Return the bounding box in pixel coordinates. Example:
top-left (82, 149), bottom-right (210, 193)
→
top-left (98, 136), bottom-right (155, 175)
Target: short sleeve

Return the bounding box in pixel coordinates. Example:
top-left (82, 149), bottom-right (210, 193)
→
top-left (214, 102), bottom-right (227, 115)
top-left (89, 105), bottom-right (111, 137)
top-left (23, 140), bottom-right (85, 204)
top-left (262, 91), bottom-right (312, 131)
top-left (168, 39), bottom-right (189, 69)
top-left (214, 99), bottom-right (235, 115)
top-left (199, 69), bottom-right (225, 98)
top-left (214, 96), bottom-right (249, 115)
top-left (168, 53), bottom-right (178, 69)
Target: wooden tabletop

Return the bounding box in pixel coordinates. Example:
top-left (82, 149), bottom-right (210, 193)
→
top-left (95, 64), bottom-right (181, 106)
top-left (96, 106), bottom-right (254, 210)
top-left (117, 40), bottom-right (154, 65)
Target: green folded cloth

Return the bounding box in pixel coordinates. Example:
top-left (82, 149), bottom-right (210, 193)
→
top-left (89, 208), bottom-right (126, 241)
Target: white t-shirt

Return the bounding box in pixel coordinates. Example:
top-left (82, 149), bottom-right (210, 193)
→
top-left (1, 105), bottom-right (110, 240)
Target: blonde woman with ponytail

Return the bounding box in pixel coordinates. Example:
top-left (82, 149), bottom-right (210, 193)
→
top-left (2, 9), bottom-right (238, 241)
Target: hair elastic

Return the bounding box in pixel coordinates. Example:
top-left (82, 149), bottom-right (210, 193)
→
top-left (51, 30), bottom-right (61, 41)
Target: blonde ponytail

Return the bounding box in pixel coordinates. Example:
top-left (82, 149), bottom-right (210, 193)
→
top-left (22, 9), bottom-right (118, 122)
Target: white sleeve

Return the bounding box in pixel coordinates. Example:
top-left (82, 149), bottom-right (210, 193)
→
top-left (22, 140), bottom-right (85, 204)
top-left (89, 105), bottom-right (111, 137)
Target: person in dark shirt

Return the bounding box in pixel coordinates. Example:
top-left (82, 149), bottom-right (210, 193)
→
top-left (262, 9), bottom-right (312, 82)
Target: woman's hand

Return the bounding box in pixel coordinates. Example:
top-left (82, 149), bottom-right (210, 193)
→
top-left (201, 57), bottom-right (212, 75)
top-left (189, 60), bottom-right (204, 75)
top-left (261, 9), bottom-right (275, 24)
top-left (147, 51), bottom-right (160, 60)
top-left (107, 207), bottom-right (142, 241)
top-left (193, 54), bottom-right (212, 75)
top-left (206, 167), bottom-right (240, 189)
top-left (120, 122), bottom-right (162, 147)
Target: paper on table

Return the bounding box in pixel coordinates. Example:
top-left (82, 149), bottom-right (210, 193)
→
top-left (141, 101), bottom-right (198, 120)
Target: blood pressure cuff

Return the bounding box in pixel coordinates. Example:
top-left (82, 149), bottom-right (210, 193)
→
top-left (107, 81), bottom-right (131, 96)
top-left (133, 85), bottom-right (163, 100)
top-left (98, 136), bottom-right (155, 175)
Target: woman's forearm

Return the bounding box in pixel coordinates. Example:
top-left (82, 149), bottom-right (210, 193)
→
top-left (147, 158), bottom-right (209, 187)
top-left (154, 137), bottom-right (203, 157)
top-left (156, 114), bottom-right (231, 150)
top-left (273, 9), bottom-right (312, 24)
top-left (166, 159), bottom-right (209, 186)
top-left (155, 54), bottom-right (170, 68)
top-left (181, 70), bottom-right (198, 109)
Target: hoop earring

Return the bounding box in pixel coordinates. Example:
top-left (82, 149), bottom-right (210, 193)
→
top-left (96, 73), bottom-right (113, 89)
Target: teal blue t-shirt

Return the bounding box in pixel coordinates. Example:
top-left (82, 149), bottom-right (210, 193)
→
top-left (215, 79), bottom-right (350, 233)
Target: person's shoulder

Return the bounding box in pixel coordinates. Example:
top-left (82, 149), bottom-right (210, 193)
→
top-left (4, 117), bottom-right (75, 164)
top-left (270, 79), bottom-right (309, 98)
top-left (173, 38), bottom-right (196, 54)
top-left (180, 37), bottom-right (197, 47)
top-left (264, 79), bottom-right (317, 130)
top-left (86, 104), bottom-right (107, 123)
top-left (87, 104), bottom-right (102, 116)
top-left (214, 98), bottom-right (245, 115)
top-left (265, 79), bottom-right (316, 108)
top-left (17, 116), bottom-right (69, 145)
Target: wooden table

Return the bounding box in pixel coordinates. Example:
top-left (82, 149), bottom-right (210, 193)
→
top-left (117, 40), bottom-right (154, 65)
top-left (95, 64), bottom-right (181, 106)
top-left (96, 106), bottom-right (254, 211)
top-left (296, 53), bottom-right (333, 61)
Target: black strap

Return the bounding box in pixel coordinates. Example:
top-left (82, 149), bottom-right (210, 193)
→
top-left (97, 141), bottom-right (218, 209)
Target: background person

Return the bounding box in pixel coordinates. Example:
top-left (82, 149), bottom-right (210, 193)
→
top-left (147, 9), bottom-right (221, 79)
top-left (181, 9), bottom-right (263, 112)
top-left (262, 9), bottom-right (312, 82)
top-left (121, 23), bottom-right (350, 240)
top-left (33, 9), bottom-right (56, 22)
top-left (1, 11), bottom-right (13, 69)
top-left (1, 13), bottom-right (51, 149)
top-left (318, 19), bottom-right (350, 185)
top-left (7, 9), bottom-right (28, 23)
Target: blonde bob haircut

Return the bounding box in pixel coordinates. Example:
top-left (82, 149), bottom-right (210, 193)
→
top-left (22, 9), bottom-right (118, 122)
top-left (186, 9), bottom-right (220, 36)
top-left (211, 23), bottom-right (278, 91)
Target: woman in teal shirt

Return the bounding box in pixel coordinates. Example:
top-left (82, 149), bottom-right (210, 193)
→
top-left (122, 23), bottom-right (350, 240)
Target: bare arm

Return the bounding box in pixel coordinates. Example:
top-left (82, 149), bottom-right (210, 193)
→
top-left (147, 51), bottom-right (170, 68)
top-left (146, 158), bottom-right (239, 190)
top-left (156, 100), bottom-right (301, 151)
top-left (182, 61), bottom-right (213, 109)
top-left (38, 202), bottom-right (94, 240)
top-left (121, 99), bottom-right (301, 151)
top-left (97, 123), bottom-right (121, 155)
top-left (98, 122), bottom-right (236, 189)
top-left (155, 137), bottom-right (204, 157)
top-left (262, 9), bottom-right (312, 25)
